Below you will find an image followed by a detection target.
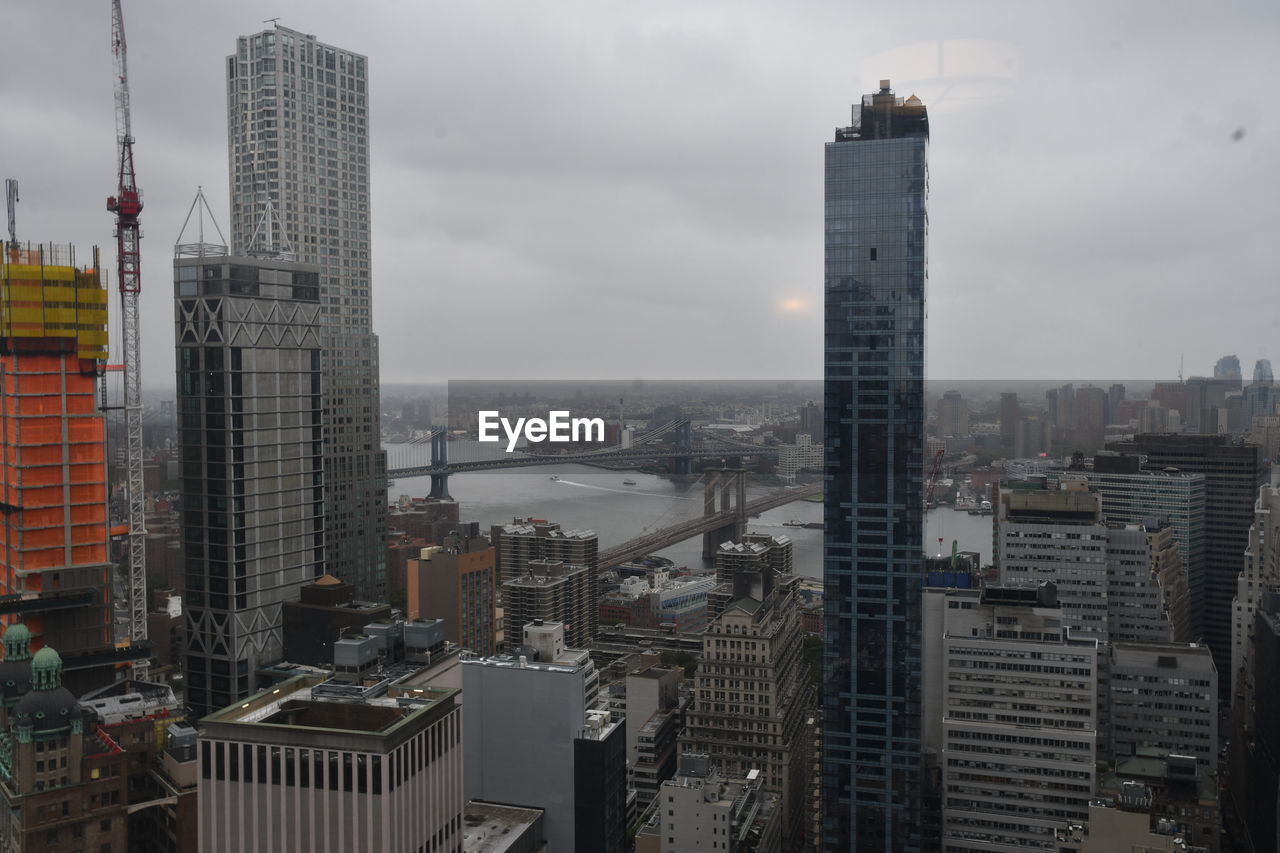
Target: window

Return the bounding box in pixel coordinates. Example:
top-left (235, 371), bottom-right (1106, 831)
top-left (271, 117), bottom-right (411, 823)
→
top-left (100, 819), bottom-right (111, 832)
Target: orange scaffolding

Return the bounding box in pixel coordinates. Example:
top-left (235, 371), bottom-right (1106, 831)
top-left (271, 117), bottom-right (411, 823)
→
top-left (0, 244), bottom-right (111, 652)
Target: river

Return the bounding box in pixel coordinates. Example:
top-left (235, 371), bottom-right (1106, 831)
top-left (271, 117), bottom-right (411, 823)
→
top-left (385, 443), bottom-right (994, 580)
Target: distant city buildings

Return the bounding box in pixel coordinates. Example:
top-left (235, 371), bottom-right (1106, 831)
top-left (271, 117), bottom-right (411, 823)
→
top-left (1215, 354), bottom-right (1242, 382)
top-left (1000, 391), bottom-right (1020, 447)
top-left (822, 80), bottom-right (930, 851)
top-left (936, 390), bottom-right (970, 438)
top-left (777, 433), bottom-right (823, 483)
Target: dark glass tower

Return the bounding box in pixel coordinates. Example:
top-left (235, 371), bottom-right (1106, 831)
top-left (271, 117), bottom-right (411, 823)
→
top-left (822, 81), bottom-right (928, 852)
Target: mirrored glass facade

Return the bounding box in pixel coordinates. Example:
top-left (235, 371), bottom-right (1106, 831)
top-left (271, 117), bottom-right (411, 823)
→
top-left (822, 82), bottom-right (928, 852)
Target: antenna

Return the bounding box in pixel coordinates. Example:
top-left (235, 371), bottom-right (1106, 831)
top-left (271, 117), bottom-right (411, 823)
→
top-left (5, 178), bottom-right (17, 250)
top-left (265, 16), bottom-right (281, 25)
top-left (1178, 353), bottom-right (1184, 383)
top-left (246, 198), bottom-right (295, 260)
top-left (175, 186), bottom-right (229, 258)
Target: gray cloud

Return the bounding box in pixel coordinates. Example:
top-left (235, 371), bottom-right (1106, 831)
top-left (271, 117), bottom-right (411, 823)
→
top-left (3, 0), bottom-right (1277, 388)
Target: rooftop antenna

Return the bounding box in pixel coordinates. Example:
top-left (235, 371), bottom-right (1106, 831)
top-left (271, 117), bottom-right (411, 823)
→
top-left (265, 17), bottom-right (281, 25)
top-left (5, 178), bottom-right (17, 250)
top-left (246, 198), bottom-right (295, 261)
top-left (1178, 353), bottom-right (1184, 383)
top-left (174, 186), bottom-right (229, 258)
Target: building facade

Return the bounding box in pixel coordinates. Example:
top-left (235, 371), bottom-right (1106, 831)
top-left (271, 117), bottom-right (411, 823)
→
top-left (634, 753), bottom-right (782, 853)
top-left (1109, 642), bottom-right (1217, 766)
top-left (227, 25), bottom-right (387, 601)
top-left (198, 673), bottom-right (462, 852)
top-left (0, 244), bottom-right (116, 691)
top-left (921, 586), bottom-right (1098, 853)
top-left (406, 523), bottom-right (497, 656)
top-left (1108, 433), bottom-right (1264, 686)
top-left (175, 253), bottom-right (324, 717)
top-left (822, 80), bottom-right (929, 852)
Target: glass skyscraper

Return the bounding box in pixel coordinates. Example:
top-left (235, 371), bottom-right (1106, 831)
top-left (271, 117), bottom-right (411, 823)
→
top-left (822, 81), bottom-right (929, 852)
top-left (227, 25), bottom-right (388, 601)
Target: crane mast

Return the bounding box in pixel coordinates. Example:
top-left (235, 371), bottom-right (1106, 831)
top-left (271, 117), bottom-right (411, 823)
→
top-left (106, 0), bottom-right (147, 653)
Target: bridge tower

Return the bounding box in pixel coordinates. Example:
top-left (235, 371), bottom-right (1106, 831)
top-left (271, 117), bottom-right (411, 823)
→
top-left (428, 428), bottom-right (451, 499)
top-left (673, 419), bottom-right (694, 477)
top-left (701, 468), bottom-right (747, 560)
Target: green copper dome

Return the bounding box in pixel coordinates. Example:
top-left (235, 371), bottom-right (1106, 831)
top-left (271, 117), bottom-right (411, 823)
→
top-left (2, 623), bottom-right (31, 661)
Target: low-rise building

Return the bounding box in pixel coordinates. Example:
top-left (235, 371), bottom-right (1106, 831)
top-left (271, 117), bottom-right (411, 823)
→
top-left (634, 753), bottom-right (781, 853)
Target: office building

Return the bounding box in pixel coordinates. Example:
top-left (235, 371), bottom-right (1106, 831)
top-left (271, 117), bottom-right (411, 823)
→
top-left (463, 621), bottom-right (625, 853)
top-left (1073, 384), bottom-right (1108, 446)
top-left (996, 482), bottom-right (1109, 639)
top-left (406, 522), bottom-right (497, 656)
top-left (198, 671), bottom-right (461, 852)
top-left (502, 559), bottom-right (596, 650)
top-left (1184, 376), bottom-right (1240, 435)
top-left (921, 585), bottom-right (1098, 852)
top-left (0, 244), bottom-right (116, 691)
top-left (710, 532), bottom-right (793, 618)
top-left (461, 802), bottom-right (546, 852)
top-left (1236, 589), bottom-right (1280, 853)
top-left (0, 639), bottom-right (130, 852)
top-left (622, 659), bottom-right (684, 811)
top-left (822, 80), bottom-right (928, 851)
top-left (175, 252), bottom-right (324, 717)
top-left (682, 568), bottom-right (813, 847)
top-left (1085, 453), bottom-right (1206, 625)
top-left (1105, 522), bottom-right (1188, 645)
top-left (1109, 642), bottom-right (1217, 767)
top-left (1242, 380), bottom-right (1279, 433)
top-left (999, 391), bottom-right (1020, 447)
top-left (1107, 383), bottom-right (1126, 425)
top-left (228, 25), bottom-right (387, 601)
top-left (281, 574), bottom-right (392, 667)
top-left (799, 400), bottom-right (823, 441)
top-left (1108, 433), bottom-right (1264, 685)
top-left (936, 390), bottom-right (969, 438)
top-left (634, 753), bottom-right (782, 853)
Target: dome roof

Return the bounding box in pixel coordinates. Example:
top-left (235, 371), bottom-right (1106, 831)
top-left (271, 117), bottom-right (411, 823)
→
top-left (3, 623), bottom-right (30, 646)
top-left (0, 658), bottom-right (32, 699)
top-left (31, 646), bottom-right (62, 671)
top-left (13, 685), bottom-right (78, 732)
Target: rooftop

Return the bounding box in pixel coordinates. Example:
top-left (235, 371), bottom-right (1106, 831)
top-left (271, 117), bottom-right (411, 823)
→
top-left (461, 801), bottom-right (544, 853)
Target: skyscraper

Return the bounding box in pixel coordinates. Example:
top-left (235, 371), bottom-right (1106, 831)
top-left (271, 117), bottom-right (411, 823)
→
top-left (227, 25), bottom-right (387, 602)
top-left (175, 253), bottom-right (324, 717)
top-left (823, 80), bottom-right (928, 852)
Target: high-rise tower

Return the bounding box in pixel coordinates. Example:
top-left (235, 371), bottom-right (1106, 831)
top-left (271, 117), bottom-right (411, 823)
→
top-left (227, 25), bottom-right (387, 601)
top-left (822, 80), bottom-right (928, 852)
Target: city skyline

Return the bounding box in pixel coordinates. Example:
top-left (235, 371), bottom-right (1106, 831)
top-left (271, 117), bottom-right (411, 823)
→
top-left (3, 1), bottom-right (1278, 383)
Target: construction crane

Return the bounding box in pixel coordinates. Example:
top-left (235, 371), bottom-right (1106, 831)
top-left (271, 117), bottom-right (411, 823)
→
top-left (924, 446), bottom-right (945, 507)
top-left (105, 0), bottom-right (147, 657)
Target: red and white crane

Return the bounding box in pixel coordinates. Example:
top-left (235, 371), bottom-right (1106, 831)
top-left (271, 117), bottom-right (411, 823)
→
top-left (106, 0), bottom-right (147, 653)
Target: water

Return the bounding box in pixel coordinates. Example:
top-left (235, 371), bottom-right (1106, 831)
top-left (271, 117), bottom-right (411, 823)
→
top-left (385, 442), bottom-right (993, 581)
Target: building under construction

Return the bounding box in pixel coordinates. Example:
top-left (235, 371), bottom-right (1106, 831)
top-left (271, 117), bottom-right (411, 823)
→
top-left (0, 242), bottom-right (119, 692)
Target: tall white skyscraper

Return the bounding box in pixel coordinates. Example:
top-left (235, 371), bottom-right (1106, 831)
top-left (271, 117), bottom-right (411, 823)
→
top-left (227, 25), bottom-right (387, 601)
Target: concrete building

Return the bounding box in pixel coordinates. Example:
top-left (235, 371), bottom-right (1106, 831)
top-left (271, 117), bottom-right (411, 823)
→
top-left (1109, 642), bottom-right (1217, 766)
top-left (175, 252), bottom-right (324, 717)
top-left (777, 433), bottom-right (824, 483)
top-left (822, 80), bottom-right (930, 852)
top-left (921, 585), bottom-right (1099, 853)
top-left (463, 622), bottom-right (625, 853)
top-left (599, 573), bottom-right (714, 634)
top-left (1108, 433), bottom-right (1265, 687)
top-left (1106, 522), bottom-right (1189, 645)
top-left (461, 801), bottom-right (546, 852)
top-left (281, 574), bottom-right (392, 667)
top-left (936, 390), bottom-right (969, 438)
top-left (710, 533), bottom-right (792, 619)
top-left (502, 559), bottom-right (596, 650)
top-left (198, 672), bottom-right (462, 852)
top-left (1015, 414), bottom-right (1052, 459)
top-left (1235, 589), bottom-right (1280, 853)
top-left (1073, 384), bottom-right (1108, 447)
top-left (407, 523), bottom-right (498, 656)
top-left (622, 660), bottom-right (684, 811)
top-left (681, 568), bottom-right (813, 847)
top-left (634, 753), bottom-right (781, 853)
top-left (228, 25), bottom-right (387, 601)
top-left (0, 244), bottom-right (118, 690)
top-left (1065, 795), bottom-right (1214, 852)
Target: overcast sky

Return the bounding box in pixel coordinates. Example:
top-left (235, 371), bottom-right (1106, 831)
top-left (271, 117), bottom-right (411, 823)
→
top-left (4, 1), bottom-right (1277, 387)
